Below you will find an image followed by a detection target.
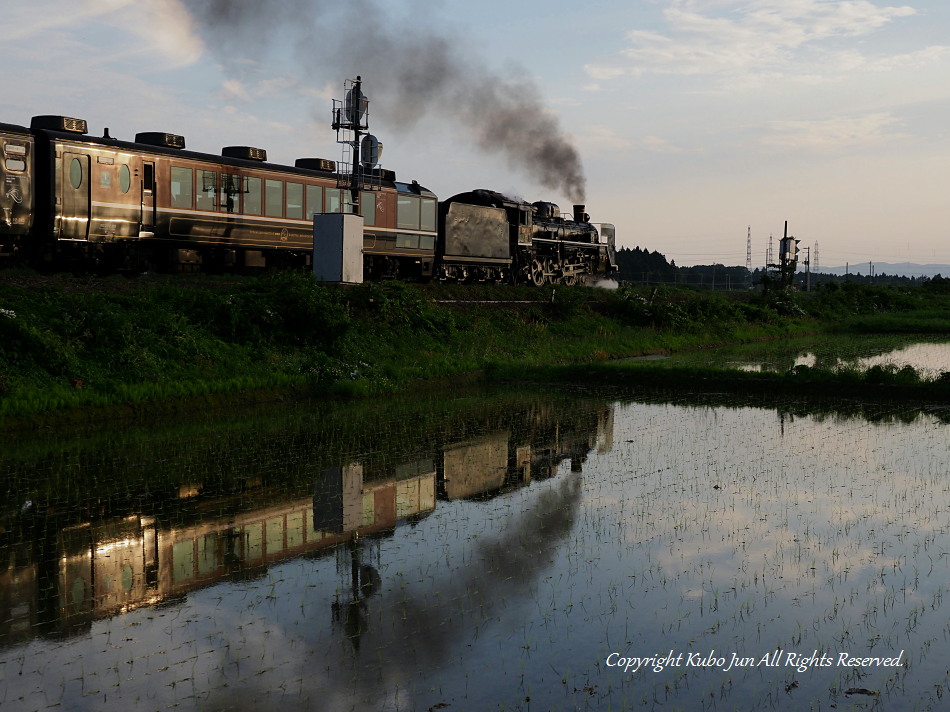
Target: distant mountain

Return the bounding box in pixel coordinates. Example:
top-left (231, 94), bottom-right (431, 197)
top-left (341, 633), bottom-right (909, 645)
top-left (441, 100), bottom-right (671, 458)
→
top-left (820, 263), bottom-right (950, 278)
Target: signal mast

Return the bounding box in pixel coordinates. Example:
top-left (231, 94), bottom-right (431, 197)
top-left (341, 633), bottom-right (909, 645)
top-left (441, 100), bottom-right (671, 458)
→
top-left (332, 76), bottom-right (383, 216)
top-left (767, 220), bottom-right (800, 289)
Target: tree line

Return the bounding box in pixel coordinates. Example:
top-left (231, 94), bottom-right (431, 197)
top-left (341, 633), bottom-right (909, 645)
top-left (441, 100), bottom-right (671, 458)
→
top-left (614, 246), bottom-right (941, 290)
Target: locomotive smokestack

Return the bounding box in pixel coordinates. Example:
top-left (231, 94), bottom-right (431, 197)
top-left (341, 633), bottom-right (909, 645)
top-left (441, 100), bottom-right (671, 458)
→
top-left (573, 205), bottom-right (589, 223)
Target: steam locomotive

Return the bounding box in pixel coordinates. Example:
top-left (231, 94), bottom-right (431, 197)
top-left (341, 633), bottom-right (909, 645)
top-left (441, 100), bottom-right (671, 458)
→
top-left (0, 115), bottom-right (616, 284)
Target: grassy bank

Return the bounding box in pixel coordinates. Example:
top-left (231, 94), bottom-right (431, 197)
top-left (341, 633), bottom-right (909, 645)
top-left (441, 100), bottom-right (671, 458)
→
top-left (1, 271), bottom-right (949, 424)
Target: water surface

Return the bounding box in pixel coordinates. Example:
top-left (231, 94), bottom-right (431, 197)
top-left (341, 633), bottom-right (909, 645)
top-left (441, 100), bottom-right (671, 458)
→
top-left (672, 333), bottom-right (950, 377)
top-left (2, 387), bottom-right (949, 710)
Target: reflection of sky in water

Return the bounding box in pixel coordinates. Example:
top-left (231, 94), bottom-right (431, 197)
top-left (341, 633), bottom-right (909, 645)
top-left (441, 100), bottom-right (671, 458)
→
top-left (4, 398), bottom-right (950, 710)
top-left (693, 336), bottom-right (950, 377)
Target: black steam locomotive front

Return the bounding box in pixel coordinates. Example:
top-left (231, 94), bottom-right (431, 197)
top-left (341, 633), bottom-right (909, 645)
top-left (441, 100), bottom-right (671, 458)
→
top-left (438, 189), bottom-right (617, 286)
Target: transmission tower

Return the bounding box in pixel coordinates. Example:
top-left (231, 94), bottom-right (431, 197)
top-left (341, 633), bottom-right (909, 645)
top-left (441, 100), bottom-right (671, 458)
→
top-left (746, 225), bottom-right (752, 288)
top-left (814, 241), bottom-right (819, 272)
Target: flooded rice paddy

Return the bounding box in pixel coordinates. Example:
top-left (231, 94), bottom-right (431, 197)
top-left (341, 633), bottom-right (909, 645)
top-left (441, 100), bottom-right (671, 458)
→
top-left (3, 384), bottom-right (950, 711)
top-left (672, 334), bottom-right (950, 378)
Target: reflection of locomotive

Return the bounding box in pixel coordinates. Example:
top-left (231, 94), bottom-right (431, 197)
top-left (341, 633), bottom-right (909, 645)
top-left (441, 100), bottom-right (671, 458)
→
top-left (0, 116), bottom-right (616, 283)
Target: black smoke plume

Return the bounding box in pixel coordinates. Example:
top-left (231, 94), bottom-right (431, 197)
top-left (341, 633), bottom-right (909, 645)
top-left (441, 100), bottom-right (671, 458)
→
top-left (178, 0), bottom-right (586, 202)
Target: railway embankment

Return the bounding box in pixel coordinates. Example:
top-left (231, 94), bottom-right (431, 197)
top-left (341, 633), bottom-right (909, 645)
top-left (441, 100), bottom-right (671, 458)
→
top-left (1, 271), bottom-right (949, 427)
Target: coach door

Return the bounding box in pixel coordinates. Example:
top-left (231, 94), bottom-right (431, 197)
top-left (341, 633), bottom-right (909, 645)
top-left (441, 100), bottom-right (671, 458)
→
top-left (62, 152), bottom-right (90, 240)
top-left (140, 161), bottom-right (156, 235)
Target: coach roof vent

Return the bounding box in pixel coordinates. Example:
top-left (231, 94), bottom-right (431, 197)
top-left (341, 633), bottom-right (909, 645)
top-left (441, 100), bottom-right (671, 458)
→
top-left (294, 158), bottom-right (336, 172)
top-left (135, 132), bottom-right (186, 149)
top-left (31, 115), bottom-right (88, 134)
top-left (222, 146), bottom-right (267, 161)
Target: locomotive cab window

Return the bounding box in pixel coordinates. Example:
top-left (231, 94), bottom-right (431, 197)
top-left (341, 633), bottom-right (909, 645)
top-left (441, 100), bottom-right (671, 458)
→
top-left (171, 167), bottom-right (192, 208)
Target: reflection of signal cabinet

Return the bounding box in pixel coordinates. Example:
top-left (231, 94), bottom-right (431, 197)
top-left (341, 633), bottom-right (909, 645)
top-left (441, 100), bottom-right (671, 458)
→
top-left (314, 461), bottom-right (436, 534)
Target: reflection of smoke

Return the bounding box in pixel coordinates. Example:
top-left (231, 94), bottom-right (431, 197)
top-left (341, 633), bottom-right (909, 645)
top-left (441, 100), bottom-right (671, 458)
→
top-left (319, 472), bottom-right (584, 709)
top-left (177, 0), bottom-right (586, 202)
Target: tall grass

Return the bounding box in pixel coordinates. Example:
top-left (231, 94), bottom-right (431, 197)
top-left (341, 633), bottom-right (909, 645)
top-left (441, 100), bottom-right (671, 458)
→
top-left (1, 272), bottom-right (949, 420)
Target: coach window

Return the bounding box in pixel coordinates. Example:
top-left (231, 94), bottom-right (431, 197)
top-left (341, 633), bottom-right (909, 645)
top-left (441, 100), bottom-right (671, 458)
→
top-left (196, 170), bottom-right (216, 210)
top-left (419, 234), bottom-right (435, 250)
top-left (245, 176), bottom-right (262, 215)
top-left (286, 182), bottom-right (303, 219)
top-left (265, 179), bottom-right (283, 217)
top-left (396, 234), bottom-right (419, 249)
top-left (361, 192), bottom-right (376, 226)
top-left (170, 167), bottom-right (193, 208)
top-left (119, 165), bottom-right (131, 193)
top-left (220, 174), bottom-right (241, 213)
top-left (420, 197), bottom-right (436, 232)
top-left (69, 157), bottom-right (83, 189)
top-left (305, 185), bottom-right (323, 218)
top-left (325, 188), bottom-right (341, 213)
top-left (5, 158), bottom-right (26, 172)
top-left (397, 194), bottom-right (419, 230)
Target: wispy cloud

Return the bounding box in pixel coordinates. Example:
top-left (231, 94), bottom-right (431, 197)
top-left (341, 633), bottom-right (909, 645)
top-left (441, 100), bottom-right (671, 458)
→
top-left (642, 135), bottom-right (692, 153)
top-left (760, 112), bottom-right (907, 150)
top-left (586, 0), bottom-right (934, 89)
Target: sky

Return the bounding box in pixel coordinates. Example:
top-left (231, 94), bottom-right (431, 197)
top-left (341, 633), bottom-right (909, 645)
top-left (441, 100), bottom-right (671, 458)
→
top-left (4, 0), bottom-right (949, 270)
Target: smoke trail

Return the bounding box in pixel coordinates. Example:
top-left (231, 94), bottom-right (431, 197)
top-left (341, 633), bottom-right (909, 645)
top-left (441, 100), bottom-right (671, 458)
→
top-left (177, 0), bottom-right (586, 202)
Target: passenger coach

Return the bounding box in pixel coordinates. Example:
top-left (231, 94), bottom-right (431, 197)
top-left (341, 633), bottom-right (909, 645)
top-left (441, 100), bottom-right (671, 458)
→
top-left (16, 116), bottom-right (438, 274)
top-left (0, 121), bottom-right (33, 259)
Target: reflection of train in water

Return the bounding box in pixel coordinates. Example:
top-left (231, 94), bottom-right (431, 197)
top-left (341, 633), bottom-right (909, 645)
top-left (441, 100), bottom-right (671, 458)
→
top-left (0, 400), bottom-right (613, 643)
top-left (0, 82), bottom-right (616, 282)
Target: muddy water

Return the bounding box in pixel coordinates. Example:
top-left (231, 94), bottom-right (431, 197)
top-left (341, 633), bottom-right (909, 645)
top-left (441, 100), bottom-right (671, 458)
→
top-left (2, 388), bottom-right (950, 711)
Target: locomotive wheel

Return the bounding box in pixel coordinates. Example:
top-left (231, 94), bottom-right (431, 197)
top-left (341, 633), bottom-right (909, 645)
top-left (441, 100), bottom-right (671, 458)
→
top-left (562, 274), bottom-right (578, 287)
top-left (529, 258), bottom-right (546, 286)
